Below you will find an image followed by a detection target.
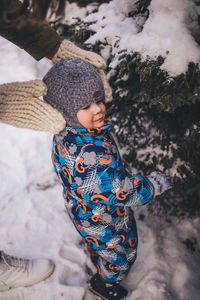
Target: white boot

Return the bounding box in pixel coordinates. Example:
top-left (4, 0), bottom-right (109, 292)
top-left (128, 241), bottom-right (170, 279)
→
top-left (0, 251), bottom-right (55, 291)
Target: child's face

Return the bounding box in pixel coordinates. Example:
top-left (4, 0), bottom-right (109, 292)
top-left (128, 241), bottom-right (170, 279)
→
top-left (77, 101), bottom-right (106, 128)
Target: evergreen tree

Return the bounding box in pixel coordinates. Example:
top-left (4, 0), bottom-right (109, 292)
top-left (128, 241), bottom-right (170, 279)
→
top-left (54, 0), bottom-right (200, 218)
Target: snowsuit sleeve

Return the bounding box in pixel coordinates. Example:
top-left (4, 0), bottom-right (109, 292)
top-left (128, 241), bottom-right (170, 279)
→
top-left (53, 133), bottom-right (154, 208)
top-left (0, 0), bottom-right (62, 61)
top-left (74, 145), bottom-right (153, 207)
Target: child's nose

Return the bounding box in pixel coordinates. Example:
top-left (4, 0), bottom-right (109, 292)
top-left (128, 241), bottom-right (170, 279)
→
top-left (91, 102), bottom-right (101, 113)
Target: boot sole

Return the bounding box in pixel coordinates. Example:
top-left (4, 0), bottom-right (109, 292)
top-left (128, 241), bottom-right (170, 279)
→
top-left (0, 262), bottom-right (55, 292)
top-left (89, 286), bottom-right (128, 300)
top-left (89, 287), bottom-right (108, 300)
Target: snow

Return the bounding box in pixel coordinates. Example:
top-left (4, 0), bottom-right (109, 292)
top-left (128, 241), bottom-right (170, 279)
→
top-left (61, 2), bottom-right (87, 25)
top-left (0, 5), bottom-right (200, 299)
top-left (85, 0), bottom-right (200, 76)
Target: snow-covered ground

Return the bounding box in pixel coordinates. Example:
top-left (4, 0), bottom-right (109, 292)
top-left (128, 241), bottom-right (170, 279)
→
top-left (0, 5), bottom-right (200, 299)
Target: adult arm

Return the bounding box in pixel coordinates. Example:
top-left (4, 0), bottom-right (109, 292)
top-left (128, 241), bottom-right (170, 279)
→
top-left (0, 0), bottom-right (61, 61)
top-left (0, 0), bottom-right (112, 101)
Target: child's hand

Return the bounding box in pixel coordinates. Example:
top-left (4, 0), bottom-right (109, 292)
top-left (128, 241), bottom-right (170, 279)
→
top-left (148, 172), bottom-right (171, 197)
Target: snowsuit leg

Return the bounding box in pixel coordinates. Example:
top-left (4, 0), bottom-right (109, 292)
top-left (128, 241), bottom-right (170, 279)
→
top-left (95, 215), bottom-right (138, 282)
top-left (65, 201), bottom-right (138, 283)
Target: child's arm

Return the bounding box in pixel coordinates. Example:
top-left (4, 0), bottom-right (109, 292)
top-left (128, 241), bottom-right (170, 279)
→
top-left (53, 135), bottom-right (171, 207)
top-left (0, 0), bottom-right (61, 61)
top-left (53, 142), bottom-right (154, 207)
top-left (0, 0), bottom-right (112, 102)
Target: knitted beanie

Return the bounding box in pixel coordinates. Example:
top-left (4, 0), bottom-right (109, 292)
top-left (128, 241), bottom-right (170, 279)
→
top-left (43, 58), bottom-right (105, 128)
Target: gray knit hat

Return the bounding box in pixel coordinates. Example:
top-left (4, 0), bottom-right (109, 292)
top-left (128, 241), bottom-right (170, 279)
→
top-left (43, 58), bottom-right (105, 128)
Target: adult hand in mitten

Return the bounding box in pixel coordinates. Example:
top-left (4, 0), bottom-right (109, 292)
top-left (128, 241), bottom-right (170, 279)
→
top-left (148, 172), bottom-right (171, 197)
top-left (0, 80), bottom-right (66, 134)
top-left (51, 40), bottom-right (112, 102)
top-left (97, 69), bottom-right (112, 102)
top-left (52, 40), bottom-right (106, 69)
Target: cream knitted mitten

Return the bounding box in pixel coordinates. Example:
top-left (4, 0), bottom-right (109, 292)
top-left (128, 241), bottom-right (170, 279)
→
top-left (0, 80), bottom-right (66, 134)
top-left (98, 69), bottom-right (112, 103)
top-left (52, 40), bottom-right (106, 69)
top-left (52, 40), bottom-right (112, 102)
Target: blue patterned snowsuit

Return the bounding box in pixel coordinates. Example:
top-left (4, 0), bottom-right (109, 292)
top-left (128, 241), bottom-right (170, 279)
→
top-left (52, 125), bottom-right (154, 282)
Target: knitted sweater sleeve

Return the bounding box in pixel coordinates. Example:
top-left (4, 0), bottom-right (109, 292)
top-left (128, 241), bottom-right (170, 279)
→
top-left (0, 0), bottom-right (61, 61)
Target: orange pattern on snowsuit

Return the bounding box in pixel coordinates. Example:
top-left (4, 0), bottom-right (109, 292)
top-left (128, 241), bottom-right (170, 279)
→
top-left (116, 187), bottom-right (130, 200)
top-left (57, 145), bottom-right (68, 157)
top-left (91, 214), bottom-right (103, 222)
top-left (77, 187), bottom-right (83, 198)
top-left (99, 154), bottom-right (112, 165)
top-left (133, 176), bottom-right (139, 184)
top-left (86, 236), bottom-right (100, 248)
top-left (90, 194), bottom-right (110, 203)
top-left (120, 235), bottom-right (125, 243)
top-left (62, 166), bottom-right (72, 184)
top-left (76, 201), bottom-right (87, 214)
top-left (88, 128), bottom-right (102, 134)
top-left (75, 158), bottom-right (89, 173)
top-left (128, 237), bottom-right (137, 248)
top-left (116, 207), bottom-right (125, 216)
top-left (51, 154), bottom-right (56, 165)
top-left (102, 141), bottom-right (112, 152)
top-left (109, 263), bottom-right (120, 270)
top-left (81, 143), bottom-right (93, 151)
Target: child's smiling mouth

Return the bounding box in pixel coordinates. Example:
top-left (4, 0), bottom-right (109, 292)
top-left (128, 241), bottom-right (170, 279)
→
top-left (94, 116), bottom-right (104, 122)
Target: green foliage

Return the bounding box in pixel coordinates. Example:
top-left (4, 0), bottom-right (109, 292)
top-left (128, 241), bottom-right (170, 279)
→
top-left (111, 53), bottom-right (200, 112)
top-left (67, 0), bottom-right (110, 8)
top-left (54, 0), bottom-right (200, 218)
top-left (107, 52), bottom-right (200, 217)
top-left (128, 0), bottom-right (152, 18)
top-left (190, 0), bottom-right (200, 45)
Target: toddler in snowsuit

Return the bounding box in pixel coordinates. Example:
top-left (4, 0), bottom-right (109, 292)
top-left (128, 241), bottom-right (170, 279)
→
top-left (43, 58), bottom-right (170, 300)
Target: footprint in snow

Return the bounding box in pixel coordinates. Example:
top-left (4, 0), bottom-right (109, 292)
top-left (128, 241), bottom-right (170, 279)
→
top-left (59, 244), bottom-right (86, 266)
